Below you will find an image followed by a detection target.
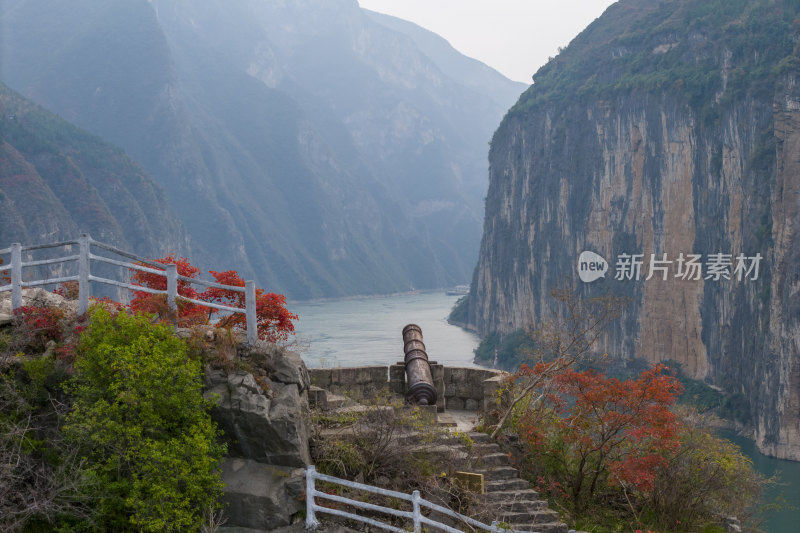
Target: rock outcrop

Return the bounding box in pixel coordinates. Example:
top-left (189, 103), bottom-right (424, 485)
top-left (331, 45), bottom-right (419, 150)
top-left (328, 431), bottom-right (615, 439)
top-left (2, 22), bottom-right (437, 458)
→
top-left (462, 0), bottom-right (800, 459)
top-left (203, 341), bottom-right (312, 531)
top-left (0, 288), bottom-right (78, 324)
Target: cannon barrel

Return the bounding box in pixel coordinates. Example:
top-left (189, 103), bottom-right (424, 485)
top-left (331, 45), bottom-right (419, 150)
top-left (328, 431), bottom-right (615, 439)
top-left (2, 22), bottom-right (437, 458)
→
top-left (402, 324), bottom-right (437, 405)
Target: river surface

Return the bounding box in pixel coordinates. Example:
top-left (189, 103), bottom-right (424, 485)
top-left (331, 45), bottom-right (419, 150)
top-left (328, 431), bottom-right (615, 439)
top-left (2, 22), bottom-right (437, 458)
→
top-left (291, 291), bottom-right (481, 368)
top-left (715, 430), bottom-right (800, 533)
top-left (290, 293), bottom-right (800, 531)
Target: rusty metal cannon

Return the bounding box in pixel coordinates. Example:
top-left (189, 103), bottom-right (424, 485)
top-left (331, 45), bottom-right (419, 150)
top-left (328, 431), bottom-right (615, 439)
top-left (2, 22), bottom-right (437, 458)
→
top-left (402, 324), bottom-right (437, 405)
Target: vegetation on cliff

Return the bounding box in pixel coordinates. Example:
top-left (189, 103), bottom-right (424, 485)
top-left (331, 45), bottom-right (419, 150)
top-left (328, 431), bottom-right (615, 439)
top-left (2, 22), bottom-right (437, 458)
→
top-left (512, 0), bottom-right (799, 117)
top-left (479, 292), bottom-right (770, 532)
top-left (0, 83), bottom-right (188, 256)
top-left (0, 304), bottom-right (226, 532)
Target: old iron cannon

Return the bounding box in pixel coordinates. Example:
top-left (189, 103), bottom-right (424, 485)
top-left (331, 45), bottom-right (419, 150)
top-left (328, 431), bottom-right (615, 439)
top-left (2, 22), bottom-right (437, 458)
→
top-left (402, 324), bottom-right (437, 405)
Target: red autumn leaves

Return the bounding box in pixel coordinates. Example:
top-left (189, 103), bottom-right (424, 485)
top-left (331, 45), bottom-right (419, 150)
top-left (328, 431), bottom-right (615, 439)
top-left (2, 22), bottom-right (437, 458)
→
top-left (129, 255), bottom-right (297, 343)
top-left (514, 363), bottom-right (682, 502)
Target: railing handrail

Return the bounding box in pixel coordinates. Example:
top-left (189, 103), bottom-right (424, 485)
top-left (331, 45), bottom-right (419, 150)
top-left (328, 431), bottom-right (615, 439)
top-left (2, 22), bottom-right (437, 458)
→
top-left (304, 465), bottom-right (540, 533)
top-left (0, 234), bottom-right (259, 344)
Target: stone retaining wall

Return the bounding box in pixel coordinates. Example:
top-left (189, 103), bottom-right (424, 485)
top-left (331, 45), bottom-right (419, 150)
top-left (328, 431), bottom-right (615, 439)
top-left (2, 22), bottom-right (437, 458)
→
top-left (307, 366), bottom-right (390, 400)
top-left (308, 365), bottom-right (508, 412)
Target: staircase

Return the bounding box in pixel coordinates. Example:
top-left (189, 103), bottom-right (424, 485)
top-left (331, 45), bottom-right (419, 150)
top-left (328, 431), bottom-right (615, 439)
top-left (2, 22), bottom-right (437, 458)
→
top-left (451, 432), bottom-right (568, 533)
top-left (309, 388), bottom-right (568, 533)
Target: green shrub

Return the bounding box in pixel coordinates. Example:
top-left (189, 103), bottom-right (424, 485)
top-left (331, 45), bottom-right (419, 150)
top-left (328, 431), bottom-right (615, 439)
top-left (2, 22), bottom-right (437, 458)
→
top-left (648, 425), bottom-right (768, 531)
top-left (64, 308), bottom-right (225, 532)
top-left (474, 329), bottom-right (536, 370)
top-left (448, 296), bottom-right (469, 324)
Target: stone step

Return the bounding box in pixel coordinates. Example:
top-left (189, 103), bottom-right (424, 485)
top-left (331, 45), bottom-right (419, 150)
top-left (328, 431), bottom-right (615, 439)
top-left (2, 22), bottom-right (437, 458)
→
top-left (475, 452), bottom-right (511, 467)
top-left (468, 431), bottom-right (492, 443)
top-left (473, 442), bottom-right (502, 454)
top-left (485, 478), bottom-right (531, 492)
top-left (308, 386), bottom-right (327, 409)
top-left (493, 499), bottom-right (547, 512)
top-left (482, 489), bottom-right (541, 502)
top-left (436, 411), bottom-right (458, 427)
top-left (418, 444), bottom-right (470, 463)
top-left (472, 465), bottom-right (519, 481)
top-left (507, 521), bottom-right (568, 533)
top-left (496, 509), bottom-right (560, 525)
top-left (307, 386), bottom-right (356, 411)
top-left (325, 392), bottom-right (350, 410)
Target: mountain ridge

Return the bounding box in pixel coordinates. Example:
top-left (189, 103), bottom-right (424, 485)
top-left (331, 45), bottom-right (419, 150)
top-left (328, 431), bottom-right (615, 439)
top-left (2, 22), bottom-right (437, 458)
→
top-left (0, 81), bottom-right (188, 256)
top-left (1, 0), bottom-right (525, 299)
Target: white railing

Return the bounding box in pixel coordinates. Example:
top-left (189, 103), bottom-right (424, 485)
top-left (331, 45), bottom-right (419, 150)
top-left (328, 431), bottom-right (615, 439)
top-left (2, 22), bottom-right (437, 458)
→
top-left (0, 234), bottom-right (259, 344)
top-left (304, 465), bottom-right (539, 533)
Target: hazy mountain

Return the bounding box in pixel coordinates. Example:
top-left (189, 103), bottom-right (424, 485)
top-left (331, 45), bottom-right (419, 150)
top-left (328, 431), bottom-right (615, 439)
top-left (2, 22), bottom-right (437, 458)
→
top-left (0, 82), bottom-right (188, 256)
top-left (0, 0), bottom-right (525, 299)
top-left (363, 9), bottom-right (524, 106)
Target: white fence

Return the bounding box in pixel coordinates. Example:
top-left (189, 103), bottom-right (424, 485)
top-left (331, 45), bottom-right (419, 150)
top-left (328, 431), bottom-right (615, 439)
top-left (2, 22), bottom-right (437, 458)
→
top-left (304, 465), bottom-right (540, 533)
top-left (0, 234), bottom-right (258, 344)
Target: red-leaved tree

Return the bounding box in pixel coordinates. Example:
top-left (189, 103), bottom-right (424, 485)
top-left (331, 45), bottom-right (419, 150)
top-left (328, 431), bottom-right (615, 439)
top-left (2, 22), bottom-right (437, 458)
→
top-left (130, 257), bottom-right (297, 342)
top-left (516, 365), bottom-right (682, 513)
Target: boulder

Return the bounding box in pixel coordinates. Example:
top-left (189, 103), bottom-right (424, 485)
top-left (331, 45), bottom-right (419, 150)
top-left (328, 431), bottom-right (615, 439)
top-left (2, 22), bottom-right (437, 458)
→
top-left (205, 368), bottom-right (312, 467)
top-left (219, 458), bottom-right (304, 531)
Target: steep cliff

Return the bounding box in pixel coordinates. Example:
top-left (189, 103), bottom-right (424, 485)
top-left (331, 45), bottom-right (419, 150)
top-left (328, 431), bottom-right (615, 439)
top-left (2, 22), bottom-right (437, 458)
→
top-left (464, 0), bottom-right (800, 459)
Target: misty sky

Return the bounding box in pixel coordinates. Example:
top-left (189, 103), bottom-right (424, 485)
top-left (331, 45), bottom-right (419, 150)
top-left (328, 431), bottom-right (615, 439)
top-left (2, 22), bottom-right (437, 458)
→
top-left (358, 0), bottom-right (617, 83)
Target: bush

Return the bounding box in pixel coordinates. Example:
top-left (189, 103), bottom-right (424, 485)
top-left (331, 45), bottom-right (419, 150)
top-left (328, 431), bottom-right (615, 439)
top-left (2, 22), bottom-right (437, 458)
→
top-left (648, 423), bottom-right (768, 531)
top-left (508, 365), bottom-right (767, 532)
top-left (63, 308), bottom-right (225, 532)
top-left (310, 397), bottom-right (488, 527)
top-left (474, 329), bottom-right (536, 370)
top-left (12, 305), bottom-right (68, 352)
top-left (0, 312), bottom-right (90, 532)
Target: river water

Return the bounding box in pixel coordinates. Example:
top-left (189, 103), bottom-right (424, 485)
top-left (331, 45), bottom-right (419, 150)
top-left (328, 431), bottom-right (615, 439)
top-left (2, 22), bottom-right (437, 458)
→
top-left (290, 292), bottom-right (799, 531)
top-left (715, 430), bottom-right (800, 533)
top-left (291, 291), bottom-right (481, 368)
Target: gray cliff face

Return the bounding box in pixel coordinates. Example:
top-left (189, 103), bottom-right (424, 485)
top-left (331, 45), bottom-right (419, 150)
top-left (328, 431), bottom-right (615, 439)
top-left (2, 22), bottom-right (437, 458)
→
top-left (465, 0), bottom-right (800, 459)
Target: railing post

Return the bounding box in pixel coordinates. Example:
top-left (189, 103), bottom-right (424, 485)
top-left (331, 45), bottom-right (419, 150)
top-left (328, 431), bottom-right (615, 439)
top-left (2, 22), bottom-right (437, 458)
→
top-left (166, 263), bottom-right (178, 313)
top-left (245, 280), bottom-right (257, 345)
top-left (78, 234), bottom-right (90, 315)
top-left (10, 243), bottom-right (22, 311)
top-left (305, 465), bottom-right (319, 530)
top-left (412, 490), bottom-right (422, 533)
